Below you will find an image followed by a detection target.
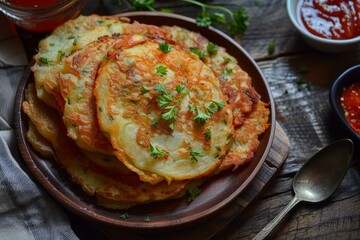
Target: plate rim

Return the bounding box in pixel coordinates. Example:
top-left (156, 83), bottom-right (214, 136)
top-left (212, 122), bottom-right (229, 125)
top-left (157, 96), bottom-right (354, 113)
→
top-left (14, 11), bottom-right (276, 230)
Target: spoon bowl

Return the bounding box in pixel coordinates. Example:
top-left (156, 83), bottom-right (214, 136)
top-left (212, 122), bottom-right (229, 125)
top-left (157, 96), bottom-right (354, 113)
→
top-left (293, 139), bottom-right (354, 202)
top-left (253, 139), bottom-right (354, 240)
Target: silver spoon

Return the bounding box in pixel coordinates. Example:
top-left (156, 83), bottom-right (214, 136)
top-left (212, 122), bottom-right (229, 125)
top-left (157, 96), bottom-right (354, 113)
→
top-left (253, 138), bottom-right (354, 240)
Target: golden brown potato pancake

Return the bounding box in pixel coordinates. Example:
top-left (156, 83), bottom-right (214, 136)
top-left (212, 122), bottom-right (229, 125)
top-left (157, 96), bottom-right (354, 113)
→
top-left (95, 34), bottom-right (234, 183)
top-left (163, 26), bottom-right (269, 169)
top-left (23, 84), bottom-right (190, 208)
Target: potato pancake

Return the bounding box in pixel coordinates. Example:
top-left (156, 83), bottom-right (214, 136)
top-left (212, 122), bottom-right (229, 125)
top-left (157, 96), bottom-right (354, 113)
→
top-left (23, 84), bottom-right (190, 208)
top-left (163, 26), bottom-right (269, 169)
top-left (32, 15), bottom-right (120, 109)
top-left (95, 34), bottom-right (234, 183)
top-left (41, 23), bottom-right (166, 154)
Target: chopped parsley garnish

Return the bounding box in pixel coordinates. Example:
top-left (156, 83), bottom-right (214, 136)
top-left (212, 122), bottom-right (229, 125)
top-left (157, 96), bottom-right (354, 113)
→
top-left (156, 65), bottom-right (167, 77)
top-left (223, 57), bottom-right (231, 63)
top-left (128, 0), bottom-right (248, 35)
top-left (158, 42), bottom-right (171, 54)
top-left (130, 0), bottom-right (155, 11)
top-left (120, 212), bottom-right (129, 219)
top-left (297, 77), bottom-right (312, 91)
top-left (150, 143), bottom-right (165, 158)
top-left (189, 47), bottom-right (209, 58)
top-left (96, 20), bottom-right (105, 25)
top-left (268, 41), bottom-right (276, 55)
top-left (227, 133), bottom-right (233, 140)
top-left (227, 7), bottom-right (249, 36)
top-left (39, 57), bottom-right (49, 64)
top-left (189, 149), bottom-right (204, 163)
top-left (175, 84), bottom-right (188, 94)
top-left (187, 187), bottom-right (201, 203)
top-left (188, 100), bottom-right (224, 124)
top-left (204, 129), bottom-right (211, 140)
top-left (161, 105), bottom-right (179, 122)
top-left (206, 42), bottom-right (218, 55)
top-left (154, 83), bottom-right (188, 124)
top-left (151, 118), bottom-right (158, 127)
top-left (188, 104), bottom-right (211, 123)
top-left (154, 83), bottom-right (174, 109)
top-left (225, 68), bottom-right (233, 74)
top-left (72, 35), bottom-right (79, 46)
top-left (141, 85), bottom-right (150, 95)
top-left (58, 50), bottom-right (65, 60)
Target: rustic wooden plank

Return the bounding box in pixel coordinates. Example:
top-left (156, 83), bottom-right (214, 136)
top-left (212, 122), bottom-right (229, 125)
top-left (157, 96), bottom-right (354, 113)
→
top-left (219, 159), bottom-right (360, 240)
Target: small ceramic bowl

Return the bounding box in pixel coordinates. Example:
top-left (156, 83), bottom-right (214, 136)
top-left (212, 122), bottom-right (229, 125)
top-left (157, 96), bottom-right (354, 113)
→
top-left (329, 65), bottom-right (360, 142)
top-left (286, 0), bottom-right (360, 53)
top-left (0, 0), bottom-right (86, 32)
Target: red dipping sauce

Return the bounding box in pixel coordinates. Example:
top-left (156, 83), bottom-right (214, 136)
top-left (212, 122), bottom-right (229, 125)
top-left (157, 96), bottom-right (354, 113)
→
top-left (298, 0), bottom-right (360, 40)
top-left (340, 82), bottom-right (360, 135)
top-left (1, 0), bottom-right (85, 32)
top-left (7, 0), bottom-right (59, 8)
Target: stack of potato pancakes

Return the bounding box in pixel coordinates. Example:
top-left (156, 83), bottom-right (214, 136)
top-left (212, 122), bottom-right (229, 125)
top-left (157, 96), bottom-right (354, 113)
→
top-left (22, 15), bottom-right (269, 209)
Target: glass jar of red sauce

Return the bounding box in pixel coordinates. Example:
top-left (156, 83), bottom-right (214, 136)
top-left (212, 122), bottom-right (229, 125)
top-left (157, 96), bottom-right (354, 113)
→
top-left (341, 82), bottom-right (360, 135)
top-left (297, 0), bottom-right (360, 40)
top-left (0, 0), bottom-right (86, 32)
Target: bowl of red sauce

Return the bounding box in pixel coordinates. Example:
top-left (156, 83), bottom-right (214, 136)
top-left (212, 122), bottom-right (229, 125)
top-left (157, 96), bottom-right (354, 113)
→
top-left (287, 0), bottom-right (360, 52)
top-left (330, 65), bottom-right (360, 142)
top-left (0, 0), bottom-right (86, 32)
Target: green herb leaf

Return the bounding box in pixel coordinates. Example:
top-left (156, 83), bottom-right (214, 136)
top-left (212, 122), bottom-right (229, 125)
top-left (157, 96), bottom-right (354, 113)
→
top-left (187, 187), bottom-right (201, 202)
top-left (189, 149), bottom-right (204, 163)
top-left (211, 100), bottom-right (225, 111)
top-left (176, 84), bottom-right (188, 94)
top-left (297, 78), bottom-right (312, 91)
top-left (206, 42), bottom-right (218, 55)
top-left (141, 85), bottom-right (150, 95)
top-left (150, 143), bottom-right (165, 158)
top-left (204, 129), bottom-right (211, 140)
top-left (190, 47), bottom-right (209, 58)
top-left (194, 107), bottom-right (211, 123)
top-left (225, 68), bottom-right (233, 74)
top-left (120, 212), bottom-right (129, 219)
top-left (39, 57), bottom-right (49, 64)
top-left (130, 0), bottom-right (155, 11)
top-left (196, 11), bottom-right (212, 27)
top-left (72, 35), bottom-right (79, 46)
top-left (227, 7), bottom-right (249, 36)
top-left (158, 42), bottom-right (172, 54)
top-left (161, 105), bottom-right (179, 122)
top-left (156, 65), bottom-right (167, 77)
top-left (223, 57), bottom-right (231, 63)
top-left (151, 118), bottom-right (158, 127)
top-left (268, 41), bottom-right (276, 55)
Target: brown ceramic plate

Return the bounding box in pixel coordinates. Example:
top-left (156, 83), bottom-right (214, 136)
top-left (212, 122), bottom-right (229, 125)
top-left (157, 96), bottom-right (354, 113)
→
top-left (14, 12), bottom-right (275, 230)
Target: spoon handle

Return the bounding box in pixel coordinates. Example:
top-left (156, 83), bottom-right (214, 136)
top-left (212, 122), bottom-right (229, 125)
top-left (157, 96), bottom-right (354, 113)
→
top-left (252, 196), bottom-right (301, 240)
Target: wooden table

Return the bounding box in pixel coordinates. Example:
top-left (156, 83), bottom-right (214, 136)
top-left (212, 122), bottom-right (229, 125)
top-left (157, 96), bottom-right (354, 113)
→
top-left (8, 0), bottom-right (360, 239)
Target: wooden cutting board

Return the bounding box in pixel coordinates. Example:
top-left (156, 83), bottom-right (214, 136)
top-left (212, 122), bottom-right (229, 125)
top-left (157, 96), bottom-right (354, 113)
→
top-left (96, 122), bottom-right (290, 239)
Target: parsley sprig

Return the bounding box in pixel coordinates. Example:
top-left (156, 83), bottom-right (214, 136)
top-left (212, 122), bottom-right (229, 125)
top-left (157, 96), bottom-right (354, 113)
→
top-left (188, 100), bottom-right (225, 124)
top-left (187, 187), bottom-right (201, 202)
top-left (154, 83), bottom-right (189, 125)
top-left (128, 0), bottom-right (249, 36)
top-left (189, 149), bottom-right (204, 163)
top-left (158, 42), bottom-right (172, 54)
top-left (150, 143), bottom-right (166, 158)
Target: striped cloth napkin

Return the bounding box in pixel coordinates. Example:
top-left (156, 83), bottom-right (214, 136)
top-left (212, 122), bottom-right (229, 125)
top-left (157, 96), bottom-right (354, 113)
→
top-left (0, 14), bottom-right (79, 240)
